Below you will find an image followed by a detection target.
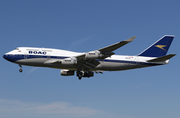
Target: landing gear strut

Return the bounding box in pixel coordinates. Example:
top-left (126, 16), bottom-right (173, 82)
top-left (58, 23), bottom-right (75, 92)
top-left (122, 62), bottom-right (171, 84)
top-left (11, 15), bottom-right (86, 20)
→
top-left (19, 64), bottom-right (23, 72)
top-left (76, 70), bottom-right (82, 80)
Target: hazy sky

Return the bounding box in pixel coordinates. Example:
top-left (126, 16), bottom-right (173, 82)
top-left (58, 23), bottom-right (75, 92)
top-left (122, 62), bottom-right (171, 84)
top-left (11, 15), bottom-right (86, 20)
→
top-left (1, 0), bottom-right (180, 118)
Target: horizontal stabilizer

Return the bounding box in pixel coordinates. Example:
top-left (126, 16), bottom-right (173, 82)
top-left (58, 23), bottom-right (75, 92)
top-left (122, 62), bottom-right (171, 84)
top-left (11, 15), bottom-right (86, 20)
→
top-left (147, 54), bottom-right (176, 62)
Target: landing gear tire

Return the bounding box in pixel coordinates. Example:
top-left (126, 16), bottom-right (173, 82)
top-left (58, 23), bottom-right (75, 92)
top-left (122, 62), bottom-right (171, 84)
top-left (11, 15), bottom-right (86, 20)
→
top-left (19, 69), bottom-right (23, 72)
top-left (78, 76), bottom-right (82, 80)
top-left (19, 64), bottom-right (23, 73)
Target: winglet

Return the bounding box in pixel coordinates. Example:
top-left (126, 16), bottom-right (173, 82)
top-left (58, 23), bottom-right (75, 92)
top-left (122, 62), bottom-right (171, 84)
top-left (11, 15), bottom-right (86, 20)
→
top-left (125, 36), bottom-right (136, 42)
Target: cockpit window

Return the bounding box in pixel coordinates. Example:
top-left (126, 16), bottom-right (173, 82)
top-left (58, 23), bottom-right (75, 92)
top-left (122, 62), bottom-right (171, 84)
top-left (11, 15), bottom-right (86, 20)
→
top-left (15, 48), bottom-right (19, 50)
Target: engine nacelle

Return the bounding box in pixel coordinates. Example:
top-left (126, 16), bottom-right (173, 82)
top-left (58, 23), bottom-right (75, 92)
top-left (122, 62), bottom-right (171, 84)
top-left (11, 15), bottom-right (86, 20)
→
top-left (61, 57), bottom-right (77, 65)
top-left (85, 50), bottom-right (103, 59)
top-left (61, 69), bottom-right (75, 76)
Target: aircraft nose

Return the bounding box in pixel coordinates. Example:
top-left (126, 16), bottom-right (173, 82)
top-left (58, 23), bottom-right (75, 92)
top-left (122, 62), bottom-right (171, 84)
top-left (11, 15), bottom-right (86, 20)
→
top-left (3, 54), bottom-right (7, 60)
top-left (3, 54), bottom-right (9, 60)
top-left (3, 54), bottom-right (14, 62)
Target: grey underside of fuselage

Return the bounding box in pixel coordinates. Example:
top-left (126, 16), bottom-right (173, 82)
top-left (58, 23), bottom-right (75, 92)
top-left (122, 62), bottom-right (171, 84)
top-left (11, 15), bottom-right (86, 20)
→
top-left (15, 58), bottom-right (150, 71)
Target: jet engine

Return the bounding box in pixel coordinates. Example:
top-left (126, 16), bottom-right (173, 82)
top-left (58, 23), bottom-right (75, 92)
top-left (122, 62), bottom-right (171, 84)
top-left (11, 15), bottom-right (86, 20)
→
top-left (61, 57), bottom-right (77, 65)
top-left (85, 50), bottom-right (103, 59)
top-left (61, 69), bottom-right (75, 76)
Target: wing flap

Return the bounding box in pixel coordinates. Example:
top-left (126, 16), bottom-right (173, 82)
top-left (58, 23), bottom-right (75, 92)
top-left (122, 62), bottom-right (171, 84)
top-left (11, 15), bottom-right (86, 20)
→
top-left (78, 60), bottom-right (100, 69)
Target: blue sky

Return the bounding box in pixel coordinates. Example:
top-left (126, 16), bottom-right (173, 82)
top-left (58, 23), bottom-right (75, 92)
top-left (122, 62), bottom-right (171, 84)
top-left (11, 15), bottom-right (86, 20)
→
top-left (0, 0), bottom-right (179, 118)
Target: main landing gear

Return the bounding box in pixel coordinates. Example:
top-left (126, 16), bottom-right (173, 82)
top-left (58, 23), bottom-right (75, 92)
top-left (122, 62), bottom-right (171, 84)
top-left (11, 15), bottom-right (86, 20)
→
top-left (19, 64), bottom-right (23, 72)
top-left (76, 70), bottom-right (94, 80)
top-left (76, 70), bottom-right (82, 80)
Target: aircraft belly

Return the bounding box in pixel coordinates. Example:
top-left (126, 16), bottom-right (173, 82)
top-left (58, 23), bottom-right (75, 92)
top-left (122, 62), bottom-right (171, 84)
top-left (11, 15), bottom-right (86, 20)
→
top-left (96, 61), bottom-right (139, 71)
top-left (15, 58), bottom-right (48, 66)
top-left (14, 58), bottom-right (157, 71)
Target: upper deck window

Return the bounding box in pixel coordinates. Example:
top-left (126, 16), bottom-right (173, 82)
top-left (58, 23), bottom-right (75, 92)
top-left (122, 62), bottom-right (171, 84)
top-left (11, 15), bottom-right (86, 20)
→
top-left (26, 49), bottom-right (38, 51)
top-left (42, 50), bottom-right (52, 52)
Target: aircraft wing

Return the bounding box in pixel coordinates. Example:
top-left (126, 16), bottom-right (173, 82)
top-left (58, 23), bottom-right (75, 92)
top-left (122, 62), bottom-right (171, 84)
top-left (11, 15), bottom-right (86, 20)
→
top-left (75, 36), bottom-right (136, 61)
top-left (98, 36), bottom-right (136, 54)
top-left (44, 36), bottom-right (135, 70)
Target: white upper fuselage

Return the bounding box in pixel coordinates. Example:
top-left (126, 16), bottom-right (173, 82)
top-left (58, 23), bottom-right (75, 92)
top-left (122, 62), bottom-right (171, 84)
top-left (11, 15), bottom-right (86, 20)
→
top-left (3, 47), bottom-right (167, 71)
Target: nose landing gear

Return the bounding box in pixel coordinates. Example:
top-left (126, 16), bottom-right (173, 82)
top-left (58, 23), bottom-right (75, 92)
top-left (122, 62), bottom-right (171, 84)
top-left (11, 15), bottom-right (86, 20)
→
top-left (19, 64), bottom-right (23, 72)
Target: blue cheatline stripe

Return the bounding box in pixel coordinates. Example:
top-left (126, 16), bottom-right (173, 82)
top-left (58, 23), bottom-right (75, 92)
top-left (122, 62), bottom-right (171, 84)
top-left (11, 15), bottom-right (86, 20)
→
top-left (4, 54), bottom-right (160, 66)
top-left (99, 59), bottom-right (160, 66)
top-left (3, 54), bottom-right (68, 62)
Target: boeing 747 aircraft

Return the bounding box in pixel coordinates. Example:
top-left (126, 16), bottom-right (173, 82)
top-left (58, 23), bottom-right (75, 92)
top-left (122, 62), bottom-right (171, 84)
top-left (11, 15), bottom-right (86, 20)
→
top-left (3, 35), bottom-right (176, 79)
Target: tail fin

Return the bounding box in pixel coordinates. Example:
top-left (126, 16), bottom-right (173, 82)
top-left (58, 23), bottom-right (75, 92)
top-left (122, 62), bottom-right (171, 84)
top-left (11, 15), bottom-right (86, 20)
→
top-left (138, 35), bottom-right (174, 57)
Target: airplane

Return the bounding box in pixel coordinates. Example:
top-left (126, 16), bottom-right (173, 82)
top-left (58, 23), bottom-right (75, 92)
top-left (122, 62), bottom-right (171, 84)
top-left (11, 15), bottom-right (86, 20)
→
top-left (3, 35), bottom-right (176, 80)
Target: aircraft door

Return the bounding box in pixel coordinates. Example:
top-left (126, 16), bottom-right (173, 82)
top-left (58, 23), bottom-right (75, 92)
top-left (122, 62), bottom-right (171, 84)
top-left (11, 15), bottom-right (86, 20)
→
top-left (24, 50), bottom-right (29, 59)
top-left (135, 56), bottom-right (139, 64)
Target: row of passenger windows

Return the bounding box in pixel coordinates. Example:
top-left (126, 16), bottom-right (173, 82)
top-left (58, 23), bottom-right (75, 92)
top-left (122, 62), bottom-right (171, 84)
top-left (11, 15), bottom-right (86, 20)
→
top-left (14, 48), bottom-right (53, 52)
top-left (12, 55), bottom-right (64, 58)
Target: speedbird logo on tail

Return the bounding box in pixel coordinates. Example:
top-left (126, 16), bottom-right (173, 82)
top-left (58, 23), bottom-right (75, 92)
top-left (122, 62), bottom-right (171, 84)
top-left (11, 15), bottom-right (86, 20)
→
top-left (155, 45), bottom-right (167, 51)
